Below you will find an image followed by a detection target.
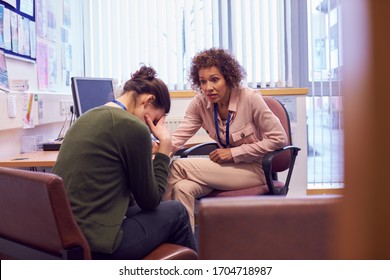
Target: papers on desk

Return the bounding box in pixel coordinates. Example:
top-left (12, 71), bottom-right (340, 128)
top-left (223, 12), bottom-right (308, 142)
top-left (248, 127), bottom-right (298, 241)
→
top-left (20, 135), bottom-right (44, 153)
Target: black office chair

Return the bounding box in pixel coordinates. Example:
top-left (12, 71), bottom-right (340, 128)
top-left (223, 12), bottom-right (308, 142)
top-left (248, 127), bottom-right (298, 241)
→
top-left (179, 95), bottom-right (301, 197)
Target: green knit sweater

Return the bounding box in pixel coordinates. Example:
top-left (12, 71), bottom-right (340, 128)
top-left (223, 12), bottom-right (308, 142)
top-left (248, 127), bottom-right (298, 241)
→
top-left (52, 106), bottom-right (170, 254)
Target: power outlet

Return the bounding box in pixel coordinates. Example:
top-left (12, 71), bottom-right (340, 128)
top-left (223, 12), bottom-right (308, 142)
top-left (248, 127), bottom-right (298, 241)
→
top-left (60, 100), bottom-right (74, 116)
top-left (60, 100), bottom-right (67, 115)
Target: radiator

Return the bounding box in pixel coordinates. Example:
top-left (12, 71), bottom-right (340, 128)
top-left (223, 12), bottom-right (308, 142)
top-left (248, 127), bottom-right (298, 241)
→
top-left (165, 117), bottom-right (208, 136)
top-left (165, 117), bottom-right (183, 132)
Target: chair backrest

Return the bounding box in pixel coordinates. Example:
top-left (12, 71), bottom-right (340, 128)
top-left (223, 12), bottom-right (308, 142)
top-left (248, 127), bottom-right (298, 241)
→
top-left (198, 195), bottom-right (341, 259)
top-left (263, 96), bottom-right (292, 173)
top-left (0, 167), bottom-right (91, 259)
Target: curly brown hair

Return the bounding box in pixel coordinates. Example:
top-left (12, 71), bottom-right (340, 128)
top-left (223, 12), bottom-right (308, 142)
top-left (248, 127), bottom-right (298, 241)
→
top-left (189, 48), bottom-right (246, 90)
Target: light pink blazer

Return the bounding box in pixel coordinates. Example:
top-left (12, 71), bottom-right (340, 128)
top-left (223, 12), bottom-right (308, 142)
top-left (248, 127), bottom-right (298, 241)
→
top-left (171, 86), bottom-right (288, 164)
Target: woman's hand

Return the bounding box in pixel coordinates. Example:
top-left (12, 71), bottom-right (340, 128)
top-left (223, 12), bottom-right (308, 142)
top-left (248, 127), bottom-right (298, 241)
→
top-left (151, 141), bottom-right (159, 154)
top-left (209, 148), bottom-right (234, 163)
top-left (145, 114), bottom-right (172, 156)
top-left (145, 115), bottom-right (171, 142)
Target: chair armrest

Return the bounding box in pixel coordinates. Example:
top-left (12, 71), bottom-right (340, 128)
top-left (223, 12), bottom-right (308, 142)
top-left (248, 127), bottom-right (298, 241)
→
top-left (142, 243), bottom-right (198, 260)
top-left (262, 145), bottom-right (301, 195)
top-left (180, 142), bottom-right (219, 158)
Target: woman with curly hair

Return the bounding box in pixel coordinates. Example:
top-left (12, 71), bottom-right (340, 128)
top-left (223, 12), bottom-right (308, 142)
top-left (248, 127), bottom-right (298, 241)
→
top-left (165, 48), bottom-right (288, 231)
top-left (53, 65), bottom-right (196, 259)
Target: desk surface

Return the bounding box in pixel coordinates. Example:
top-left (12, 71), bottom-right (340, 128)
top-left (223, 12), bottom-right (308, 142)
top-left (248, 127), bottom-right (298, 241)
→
top-left (0, 135), bottom-right (213, 168)
top-left (0, 151), bottom-right (59, 168)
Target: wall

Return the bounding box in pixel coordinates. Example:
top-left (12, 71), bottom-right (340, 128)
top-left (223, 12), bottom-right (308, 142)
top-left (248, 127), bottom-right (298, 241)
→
top-left (278, 95), bottom-right (307, 197)
top-left (0, 91), bottom-right (73, 157)
top-left (0, 0), bottom-right (83, 157)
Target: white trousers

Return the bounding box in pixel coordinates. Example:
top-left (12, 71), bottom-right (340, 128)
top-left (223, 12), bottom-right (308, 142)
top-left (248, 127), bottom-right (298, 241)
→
top-left (165, 158), bottom-right (265, 231)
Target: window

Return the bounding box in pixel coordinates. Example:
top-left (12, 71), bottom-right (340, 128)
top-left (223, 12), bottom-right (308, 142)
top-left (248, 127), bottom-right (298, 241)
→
top-left (82, 0), bottom-right (291, 90)
top-left (304, 0), bottom-right (344, 188)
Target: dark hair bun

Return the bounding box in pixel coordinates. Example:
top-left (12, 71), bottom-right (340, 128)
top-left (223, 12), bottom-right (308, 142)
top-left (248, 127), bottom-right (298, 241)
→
top-left (132, 65), bottom-right (156, 80)
top-left (122, 65), bottom-right (171, 113)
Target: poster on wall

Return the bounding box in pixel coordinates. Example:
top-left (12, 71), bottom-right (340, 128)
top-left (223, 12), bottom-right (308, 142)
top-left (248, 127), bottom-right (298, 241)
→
top-left (46, 0), bottom-right (56, 42)
top-left (19, 0), bottom-right (34, 17)
top-left (0, 0), bottom-right (36, 62)
top-left (35, 0), bottom-right (46, 37)
top-left (61, 26), bottom-right (71, 86)
top-left (36, 40), bottom-right (47, 89)
top-left (10, 11), bottom-right (17, 52)
top-left (3, 7), bottom-right (11, 50)
top-left (29, 19), bottom-right (35, 57)
top-left (0, 5), bottom-right (4, 48)
top-left (274, 96), bottom-right (298, 123)
top-left (0, 49), bottom-right (9, 91)
top-left (62, 0), bottom-right (70, 27)
top-left (48, 43), bottom-right (56, 90)
top-left (17, 14), bottom-right (30, 56)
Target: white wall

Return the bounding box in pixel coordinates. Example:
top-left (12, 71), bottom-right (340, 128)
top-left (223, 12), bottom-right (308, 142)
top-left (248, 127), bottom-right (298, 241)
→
top-left (0, 91), bottom-right (73, 157)
top-left (0, 0), bottom-right (83, 157)
top-left (279, 96), bottom-right (307, 197)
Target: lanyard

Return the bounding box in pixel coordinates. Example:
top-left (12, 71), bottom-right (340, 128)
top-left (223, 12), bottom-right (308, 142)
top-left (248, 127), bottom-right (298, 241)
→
top-left (112, 100), bottom-right (127, 111)
top-left (214, 103), bottom-right (231, 148)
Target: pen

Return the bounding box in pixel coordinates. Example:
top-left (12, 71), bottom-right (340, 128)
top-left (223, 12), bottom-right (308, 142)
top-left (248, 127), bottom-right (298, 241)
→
top-left (11, 157), bottom-right (29, 161)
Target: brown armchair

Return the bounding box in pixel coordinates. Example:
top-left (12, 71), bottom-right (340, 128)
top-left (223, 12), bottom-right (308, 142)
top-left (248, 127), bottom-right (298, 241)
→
top-left (198, 195), bottom-right (341, 259)
top-left (0, 167), bottom-right (198, 260)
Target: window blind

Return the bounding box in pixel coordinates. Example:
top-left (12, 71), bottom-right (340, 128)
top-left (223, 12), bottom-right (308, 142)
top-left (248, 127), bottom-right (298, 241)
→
top-left (306, 0), bottom-right (344, 188)
top-left (82, 0), bottom-right (292, 90)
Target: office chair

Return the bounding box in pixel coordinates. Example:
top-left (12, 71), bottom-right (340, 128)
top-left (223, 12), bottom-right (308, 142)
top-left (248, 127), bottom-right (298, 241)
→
top-left (179, 95), bottom-right (301, 197)
top-left (0, 167), bottom-right (198, 260)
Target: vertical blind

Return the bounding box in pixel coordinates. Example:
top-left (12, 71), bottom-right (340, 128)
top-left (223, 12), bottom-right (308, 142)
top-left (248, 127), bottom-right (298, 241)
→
top-left (306, 0), bottom-right (344, 188)
top-left (82, 0), bottom-right (292, 90)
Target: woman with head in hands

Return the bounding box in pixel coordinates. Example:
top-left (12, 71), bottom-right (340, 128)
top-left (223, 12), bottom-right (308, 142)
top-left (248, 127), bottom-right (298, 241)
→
top-left (53, 65), bottom-right (196, 259)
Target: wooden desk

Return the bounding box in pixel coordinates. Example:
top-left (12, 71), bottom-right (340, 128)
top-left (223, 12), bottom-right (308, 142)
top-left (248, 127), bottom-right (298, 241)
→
top-left (0, 135), bottom-right (213, 168)
top-left (0, 151), bottom-right (59, 168)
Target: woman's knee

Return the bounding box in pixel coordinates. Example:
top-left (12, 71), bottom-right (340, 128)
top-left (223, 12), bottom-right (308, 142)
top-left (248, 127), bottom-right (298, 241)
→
top-left (160, 200), bottom-right (188, 216)
top-left (169, 160), bottom-right (184, 176)
top-left (171, 182), bottom-right (195, 200)
top-left (167, 160), bottom-right (187, 191)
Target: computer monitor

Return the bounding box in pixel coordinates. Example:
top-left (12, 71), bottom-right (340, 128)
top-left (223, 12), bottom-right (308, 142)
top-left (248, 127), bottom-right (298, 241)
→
top-left (71, 77), bottom-right (115, 117)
